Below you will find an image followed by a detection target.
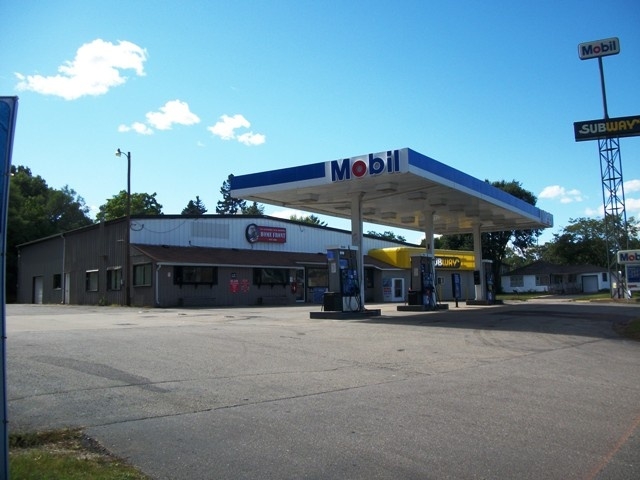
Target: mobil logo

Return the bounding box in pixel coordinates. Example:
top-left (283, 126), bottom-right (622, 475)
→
top-left (578, 37), bottom-right (620, 60)
top-left (330, 150), bottom-right (400, 182)
top-left (618, 250), bottom-right (640, 264)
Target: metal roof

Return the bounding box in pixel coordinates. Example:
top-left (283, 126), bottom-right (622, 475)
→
top-left (230, 148), bottom-right (553, 235)
top-left (132, 244), bottom-right (401, 270)
top-left (502, 260), bottom-right (607, 277)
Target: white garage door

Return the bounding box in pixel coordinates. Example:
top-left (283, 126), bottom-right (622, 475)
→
top-left (582, 275), bottom-right (598, 293)
top-left (33, 276), bottom-right (44, 304)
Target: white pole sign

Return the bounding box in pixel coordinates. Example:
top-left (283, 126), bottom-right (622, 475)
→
top-left (578, 37), bottom-right (620, 60)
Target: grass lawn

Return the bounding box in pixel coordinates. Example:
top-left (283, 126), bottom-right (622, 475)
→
top-left (613, 317), bottom-right (640, 342)
top-left (496, 291), bottom-right (640, 342)
top-left (9, 429), bottom-right (149, 480)
top-left (496, 291), bottom-right (639, 302)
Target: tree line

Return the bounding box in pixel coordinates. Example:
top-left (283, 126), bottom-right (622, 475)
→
top-left (7, 167), bottom-right (639, 301)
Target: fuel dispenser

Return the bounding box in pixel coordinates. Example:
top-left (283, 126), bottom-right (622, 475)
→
top-left (409, 254), bottom-right (437, 310)
top-left (483, 259), bottom-right (494, 303)
top-left (325, 246), bottom-right (361, 312)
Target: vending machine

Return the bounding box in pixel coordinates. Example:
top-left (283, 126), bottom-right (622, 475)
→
top-left (326, 246), bottom-right (360, 312)
top-left (409, 254), bottom-right (436, 310)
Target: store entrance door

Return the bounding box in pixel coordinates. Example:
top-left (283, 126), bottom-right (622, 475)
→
top-left (391, 278), bottom-right (404, 302)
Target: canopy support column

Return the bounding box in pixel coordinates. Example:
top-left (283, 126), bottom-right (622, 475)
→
top-left (350, 193), bottom-right (365, 310)
top-left (423, 210), bottom-right (436, 307)
top-left (473, 222), bottom-right (485, 301)
top-left (423, 210), bottom-right (435, 256)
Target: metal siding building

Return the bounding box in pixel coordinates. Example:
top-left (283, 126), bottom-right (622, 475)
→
top-left (17, 235), bottom-right (64, 304)
top-left (18, 215), bottom-right (419, 307)
top-left (66, 219), bottom-right (129, 306)
top-left (18, 218), bottom-right (129, 306)
top-left (128, 216), bottom-right (399, 252)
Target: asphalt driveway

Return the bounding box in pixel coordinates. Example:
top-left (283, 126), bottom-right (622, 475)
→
top-left (7, 299), bottom-right (640, 479)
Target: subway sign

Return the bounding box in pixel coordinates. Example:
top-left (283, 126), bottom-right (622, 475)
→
top-left (330, 149), bottom-right (401, 182)
top-left (574, 115), bottom-right (640, 142)
top-left (578, 37), bottom-right (620, 60)
top-left (435, 256), bottom-right (461, 269)
top-left (618, 250), bottom-right (640, 264)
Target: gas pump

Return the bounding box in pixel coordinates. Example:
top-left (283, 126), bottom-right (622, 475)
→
top-left (483, 260), bottom-right (494, 303)
top-left (326, 246), bottom-right (360, 312)
top-left (410, 254), bottom-right (437, 310)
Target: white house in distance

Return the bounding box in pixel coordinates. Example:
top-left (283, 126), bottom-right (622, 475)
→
top-left (501, 261), bottom-right (610, 294)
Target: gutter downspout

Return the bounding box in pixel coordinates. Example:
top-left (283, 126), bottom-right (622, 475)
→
top-left (61, 234), bottom-right (65, 304)
top-left (155, 264), bottom-right (162, 307)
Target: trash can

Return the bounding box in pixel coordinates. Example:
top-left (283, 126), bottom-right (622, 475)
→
top-left (323, 292), bottom-right (343, 311)
top-left (407, 290), bottom-right (419, 306)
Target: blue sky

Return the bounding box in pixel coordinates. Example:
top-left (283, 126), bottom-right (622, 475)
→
top-left (3, 0), bottom-right (639, 245)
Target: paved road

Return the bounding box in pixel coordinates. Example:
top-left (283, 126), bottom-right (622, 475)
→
top-left (7, 300), bottom-right (640, 479)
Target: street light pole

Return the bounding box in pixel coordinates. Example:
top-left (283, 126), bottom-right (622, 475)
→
top-left (115, 148), bottom-right (131, 306)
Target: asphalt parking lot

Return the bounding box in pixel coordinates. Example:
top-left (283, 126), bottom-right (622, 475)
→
top-left (7, 299), bottom-right (640, 479)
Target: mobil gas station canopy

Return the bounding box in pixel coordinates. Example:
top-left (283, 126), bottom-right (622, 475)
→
top-left (231, 148), bottom-right (553, 235)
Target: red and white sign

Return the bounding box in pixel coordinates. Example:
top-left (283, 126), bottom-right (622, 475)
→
top-left (245, 224), bottom-right (287, 244)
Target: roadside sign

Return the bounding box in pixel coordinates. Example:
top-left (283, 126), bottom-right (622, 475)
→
top-left (574, 115), bottom-right (640, 142)
top-left (617, 250), bottom-right (640, 264)
top-left (578, 37), bottom-right (620, 60)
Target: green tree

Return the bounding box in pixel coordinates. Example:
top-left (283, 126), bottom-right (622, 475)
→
top-left (242, 201), bottom-right (264, 215)
top-left (366, 230), bottom-right (406, 242)
top-left (96, 191), bottom-right (163, 222)
top-left (542, 216), bottom-right (640, 267)
top-left (7, 165), bottom-right (93, 301)
top-left (216, 174), bottom-right (246, 214)
top-left (182, 196), bottom-right (207, 215)
top-left (435, 234), bottom-right (473, 251)
top-left (502, 244), bottom-right (545, 270)
top-left (290, 213), bottom-right (327, 226)
top-left (437, 179), bottom-right (541, 293)
top-left (47, 186), bottom-right (93, 231)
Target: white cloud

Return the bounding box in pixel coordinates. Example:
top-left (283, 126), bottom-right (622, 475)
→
top-left (237, 131), bottom-right (266, 146)
top-left (118, 122), bottom-right (154, 135)
top-left (270, 208), bottom-right (301, 219)
top-left (208, 114), bottom-right (266, 146)
top-left (15, 39), bottom-right (147, 100)
top-left (539, 185), bottom-right (584, 203)
top-left (209, 114), bottom-right (250, 139)
top-left (624, 179), bottom-right (640, 193)
top-left (118, 100), bottom-right (199, 135)
top-left (146, 100), bottom-right (200, 130)
top-left (625, 197), bottom-right (640, 217)
top-left (584, 206), bottom-right (603, 217)
top-left (583, 197), bottom-right (640, 220)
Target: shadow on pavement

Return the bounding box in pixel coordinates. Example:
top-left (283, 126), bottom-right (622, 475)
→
top-left (358, 302), bottom-right (639, 341)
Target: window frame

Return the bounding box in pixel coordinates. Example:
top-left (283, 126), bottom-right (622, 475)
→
top-left (253, 267), bottom-right (289, 286)
top-left (306, 267), bottom-right (328, 288)
top-left (535, 274), bottom-right (550, 286)
top-left (107, 267), bottom-right (122, 291)
top-left (85, 269), bottom-right (99, 292)
top-left (133, 263), bottom-right (152, 287)
top-left (173, 265), bottom-right (218, 286)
